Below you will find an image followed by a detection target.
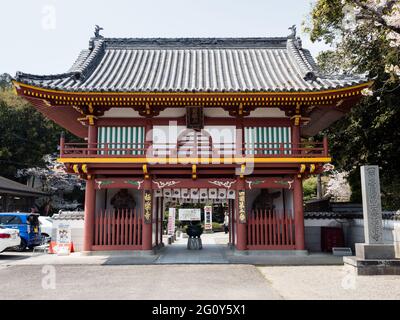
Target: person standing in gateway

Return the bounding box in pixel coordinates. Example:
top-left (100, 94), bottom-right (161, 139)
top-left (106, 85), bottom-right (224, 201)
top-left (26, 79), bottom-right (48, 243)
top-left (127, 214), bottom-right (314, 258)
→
top-left (223, 212), bottom-right (229, 234)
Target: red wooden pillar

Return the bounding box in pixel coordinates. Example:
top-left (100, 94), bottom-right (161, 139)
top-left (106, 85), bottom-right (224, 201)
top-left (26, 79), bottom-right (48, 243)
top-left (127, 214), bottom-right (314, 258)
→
top-left (142, 179), bottom-right (153, 250)
top-left (88, 124), bottom-right (97, 155)
top-left (291, 121), bottom-right (300, 155)
top-left (59, 132), bottom-right (65, 158)
top-left (83, 178), bottom-right (96, 252)
top-left (293, 176), bottom-right (305, 250)
top-left (235, 177), bottom-right (247, 251)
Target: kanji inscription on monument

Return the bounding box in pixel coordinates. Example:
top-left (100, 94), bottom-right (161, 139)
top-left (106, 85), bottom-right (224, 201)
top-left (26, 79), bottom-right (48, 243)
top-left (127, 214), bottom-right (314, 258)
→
top-left (360, 165), bottom-right (383, 244)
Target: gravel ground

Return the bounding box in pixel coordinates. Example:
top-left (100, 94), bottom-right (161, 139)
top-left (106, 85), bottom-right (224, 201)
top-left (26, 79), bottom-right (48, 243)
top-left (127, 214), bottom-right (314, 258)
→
top-left (258, 265), bottom-right (400, 300)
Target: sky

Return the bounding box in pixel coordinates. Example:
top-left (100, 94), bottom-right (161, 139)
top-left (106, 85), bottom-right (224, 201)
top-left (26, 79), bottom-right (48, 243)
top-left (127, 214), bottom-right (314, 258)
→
top-left (0, 0), bottom-right (330, 76)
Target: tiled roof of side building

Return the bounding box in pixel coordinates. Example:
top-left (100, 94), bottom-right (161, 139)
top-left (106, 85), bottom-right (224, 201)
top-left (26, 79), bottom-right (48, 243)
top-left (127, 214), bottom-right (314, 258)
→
top-left (0, 176), bottom-right (47, 197)
top-left (15, 36), bottom-right (368, 93)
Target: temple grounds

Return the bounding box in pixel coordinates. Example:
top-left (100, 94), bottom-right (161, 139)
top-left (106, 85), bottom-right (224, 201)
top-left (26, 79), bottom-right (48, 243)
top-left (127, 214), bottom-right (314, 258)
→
top-left (0, 263), bottom-right (399, 300)
top-left (1, 234), bottom-right (399, 300)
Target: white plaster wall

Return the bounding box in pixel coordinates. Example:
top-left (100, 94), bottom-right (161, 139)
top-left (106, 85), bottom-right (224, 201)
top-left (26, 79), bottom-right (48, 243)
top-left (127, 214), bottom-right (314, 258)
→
top-left (246, 108), bottom-right (287, 118)
top-left (101, 108), bottom-right (140, 118)
top-left (101, 107), bottom-right (288, 119)
top-left (305, 226), bottom-right (321, 252)
top-left (100, 108), bottom-right (187, 118)
top-left (204, 107), bottom-right (287, 118)
top-left (304, 219), bottom-right (400, 256)
top-left (345, 219), bottom-right (400, 257)
top-left (152, 125), bottom-right (235, 144)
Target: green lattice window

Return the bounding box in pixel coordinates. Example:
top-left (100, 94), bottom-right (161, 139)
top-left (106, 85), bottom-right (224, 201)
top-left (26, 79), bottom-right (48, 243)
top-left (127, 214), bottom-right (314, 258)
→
top-left (97, 126), bottom-right (145, 155)
top-left (245, 127), bottom-right (291, 155)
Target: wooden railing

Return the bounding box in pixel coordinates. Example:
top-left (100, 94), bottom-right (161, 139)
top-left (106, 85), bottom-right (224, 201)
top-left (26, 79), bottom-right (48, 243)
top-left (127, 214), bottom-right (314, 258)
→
top-left (247, 210), bottom-right (296, 249)
top-left (93, 209), bottom-right (142, 250)
top-left (60, 139), bottom-right (329, 159)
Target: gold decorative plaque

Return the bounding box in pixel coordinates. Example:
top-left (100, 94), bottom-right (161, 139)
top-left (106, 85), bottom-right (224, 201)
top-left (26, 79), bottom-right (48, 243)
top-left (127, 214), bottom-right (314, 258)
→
top-left (144, 190), bottom-right (152, 224)
top-left (238, 190), bottom-right (246, 223)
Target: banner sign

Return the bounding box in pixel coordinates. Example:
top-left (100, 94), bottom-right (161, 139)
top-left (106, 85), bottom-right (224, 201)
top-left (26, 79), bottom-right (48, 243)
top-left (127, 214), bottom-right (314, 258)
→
top-left (238, 190), bottom-right (246, 223)
top-left (55, 223), bottom-right (72, 255)
top-left (178, 208), bottom-right (201, 221)
top-left (204, 206), bottom-right (213, 230)
top-left (143, 190), bottom-right (152, 224)
top-left (167, 208), bottom-right (176, 235)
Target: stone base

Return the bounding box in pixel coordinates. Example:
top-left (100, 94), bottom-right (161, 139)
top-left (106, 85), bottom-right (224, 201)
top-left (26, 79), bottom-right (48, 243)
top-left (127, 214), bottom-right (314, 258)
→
top-left (81, 250), bottom-right (156, 257)
top-left (187, 237), bottom-right (202, 250)
top-left (355, 243), bottom-right (396, 259)
top-left (344, 256), bottom-right (400, 275)
top-left (232, 249), bottom-right (308, 256)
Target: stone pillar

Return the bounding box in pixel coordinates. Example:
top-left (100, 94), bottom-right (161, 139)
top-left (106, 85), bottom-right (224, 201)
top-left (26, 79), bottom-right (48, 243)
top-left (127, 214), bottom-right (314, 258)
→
top-left (293, 176), bottom-right (305, 250)
top-left (344, 166), bottom-right (398, 275)
top-left (142, 178), bottom-right (153, 250)
top-left (83, 178), bottom-right (96, 252)
top-left (235, 177), bottom-right (247, 251)
top-left (355, 165), bottom-right (395, 259)
top-left (361, 165), bottom-right (383, 244)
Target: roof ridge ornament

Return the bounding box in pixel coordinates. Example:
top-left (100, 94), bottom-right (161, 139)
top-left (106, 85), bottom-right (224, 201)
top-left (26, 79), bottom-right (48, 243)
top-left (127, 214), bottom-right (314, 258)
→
top-left (288, 25), bottom-right (296, 38)
top-left (94, 25), bottom-right (104, 38)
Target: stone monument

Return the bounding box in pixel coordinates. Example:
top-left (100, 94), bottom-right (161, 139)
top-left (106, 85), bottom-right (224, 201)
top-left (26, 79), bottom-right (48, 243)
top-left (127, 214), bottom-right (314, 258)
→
top-left (344, 166), bottom-right (400, 275)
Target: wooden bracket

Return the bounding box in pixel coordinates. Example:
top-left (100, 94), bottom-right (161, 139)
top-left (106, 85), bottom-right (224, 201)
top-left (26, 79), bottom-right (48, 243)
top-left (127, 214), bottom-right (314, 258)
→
top-left (88, 103), bottom-right (94, 114)
top-left (142, 164), bottom-right (149, 179)
top-left (73, 164), bottom-right (79, 174)
top-left (82, 164), bottom-right (88, 174)
top-left (78, 114), bottom-right (97, 126)
top-left (192, 164), bottom-right (197, 180)
top-left (240, 164), bottom-right (246, 178)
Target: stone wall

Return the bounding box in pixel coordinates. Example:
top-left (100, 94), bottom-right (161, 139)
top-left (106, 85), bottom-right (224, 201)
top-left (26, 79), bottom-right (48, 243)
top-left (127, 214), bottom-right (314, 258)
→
top-left (304, 218), bottom-right (400, 257)
top-left (345, 219), bottom-right (400, 258)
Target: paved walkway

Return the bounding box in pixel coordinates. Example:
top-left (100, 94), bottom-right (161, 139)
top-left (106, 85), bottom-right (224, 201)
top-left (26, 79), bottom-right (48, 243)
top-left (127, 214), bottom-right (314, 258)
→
top-left (155, 233), bottom-right (229, 264)
top-left (0, 232), bottom-right (343, 266)
top-left (0, 264), bottom-right (282, 300)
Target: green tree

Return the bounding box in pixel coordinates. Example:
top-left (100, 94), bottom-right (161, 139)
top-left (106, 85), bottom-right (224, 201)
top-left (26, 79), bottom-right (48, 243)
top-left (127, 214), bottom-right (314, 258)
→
top-left (303, 177), bottom-right (317, 201)
top-left (0, 83), bottom-right (78, 180)
top-left (304, 0), bottom-right (400, 209)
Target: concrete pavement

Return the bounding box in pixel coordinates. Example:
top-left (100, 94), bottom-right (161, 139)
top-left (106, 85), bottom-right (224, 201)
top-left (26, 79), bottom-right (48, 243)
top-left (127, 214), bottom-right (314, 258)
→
top-left (0, 264), bottom-right (282, 300)
top-left (0, 232), bottom-right (343, 266)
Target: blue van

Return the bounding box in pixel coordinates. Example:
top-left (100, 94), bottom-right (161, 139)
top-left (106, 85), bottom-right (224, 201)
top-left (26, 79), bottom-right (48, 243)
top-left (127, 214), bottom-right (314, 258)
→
top-left (0, 213), bottom-right (42, 251)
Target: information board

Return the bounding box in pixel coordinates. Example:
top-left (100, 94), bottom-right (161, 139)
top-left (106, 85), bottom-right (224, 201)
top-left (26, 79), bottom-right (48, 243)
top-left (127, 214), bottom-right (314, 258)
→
top-left (178, 208), bottom-right (201, 221)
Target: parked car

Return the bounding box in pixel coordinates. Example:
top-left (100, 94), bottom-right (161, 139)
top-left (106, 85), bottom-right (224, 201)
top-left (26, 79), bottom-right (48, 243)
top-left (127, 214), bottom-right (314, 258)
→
top-left (38, 216), bottom-right (53, 241)
top-left (0, 226), bottom-right (21, 253)
top-left (0, 213), bottom-right (42, 251)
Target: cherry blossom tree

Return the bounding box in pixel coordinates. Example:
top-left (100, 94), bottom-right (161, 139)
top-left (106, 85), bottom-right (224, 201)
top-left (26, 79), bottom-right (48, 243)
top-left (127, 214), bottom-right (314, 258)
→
top-left (17, 155), bottom-right (84, 214)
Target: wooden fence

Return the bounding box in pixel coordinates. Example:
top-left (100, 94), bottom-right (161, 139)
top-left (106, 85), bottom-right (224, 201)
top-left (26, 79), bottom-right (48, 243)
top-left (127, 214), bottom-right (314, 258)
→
top-left (247, 210), bottom-right (295, 249)
top-left (93, 209), bottom-right (142, 250)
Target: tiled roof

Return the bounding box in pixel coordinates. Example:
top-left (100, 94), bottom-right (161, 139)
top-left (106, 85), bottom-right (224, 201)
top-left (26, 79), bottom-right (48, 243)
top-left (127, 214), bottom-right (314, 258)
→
top-left (15, 36), bottom-right (368, 93)
top-left (0, 176), bottom-right (47, 197)
top-left (304, 211), bottom-right (400, 220)
top-left (52, 211), bottom-right (84, 220)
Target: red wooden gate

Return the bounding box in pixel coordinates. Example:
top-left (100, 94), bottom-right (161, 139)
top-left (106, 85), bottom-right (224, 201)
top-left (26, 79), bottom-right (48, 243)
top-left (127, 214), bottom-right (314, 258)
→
top-left (247, 210), bottom-right (295, 249)
top-left (93, 209), bottom-right (143, 250)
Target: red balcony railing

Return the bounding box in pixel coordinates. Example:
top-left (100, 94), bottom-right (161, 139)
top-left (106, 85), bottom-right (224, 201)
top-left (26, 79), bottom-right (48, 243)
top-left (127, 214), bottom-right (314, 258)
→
top-left (59, 138), bottom-right (329, 159)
